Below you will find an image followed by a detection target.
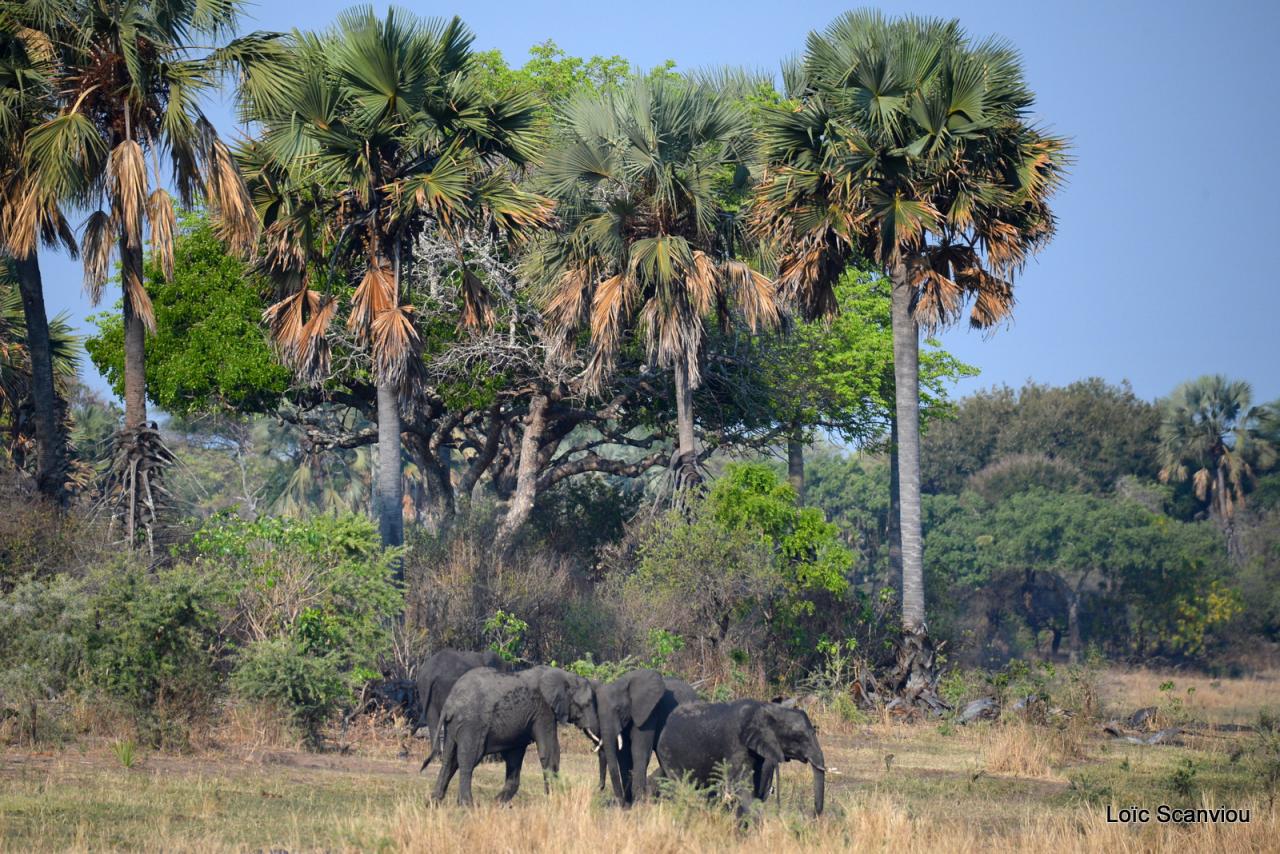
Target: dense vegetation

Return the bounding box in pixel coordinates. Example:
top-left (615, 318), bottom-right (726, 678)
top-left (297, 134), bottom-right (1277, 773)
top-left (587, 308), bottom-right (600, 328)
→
top-left (1, 2), bottom-right (1276, 753)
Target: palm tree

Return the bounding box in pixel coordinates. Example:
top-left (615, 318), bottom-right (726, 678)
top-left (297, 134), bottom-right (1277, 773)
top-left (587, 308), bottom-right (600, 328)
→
top-left (752, 11), bottom-right (1067, 687)
top-left (1159, 375), bottom-right (1276, 554)
top-left (0, 268), bottom-right (79, 473)
top-left (0, 7), bottom-right (77, 500)
top-left (24, 0), bottom-right (260, 429)
top-left (535, 78), bottom-right (779, 492)
top-left (242, 8), bottom-right (547, 551)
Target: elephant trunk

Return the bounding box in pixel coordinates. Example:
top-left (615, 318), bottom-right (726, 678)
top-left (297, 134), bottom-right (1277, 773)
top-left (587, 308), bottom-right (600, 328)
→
top-left (809, 743), bottom-right (826, 816)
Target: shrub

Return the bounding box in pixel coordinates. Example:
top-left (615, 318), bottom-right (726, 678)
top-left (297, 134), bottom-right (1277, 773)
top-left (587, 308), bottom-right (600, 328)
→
top-left (0, 575), bottom-right (90, 742)
top-left (231, 638), bottom-right (349, 742)
top-left (83, 564), bottom-right (224, 745)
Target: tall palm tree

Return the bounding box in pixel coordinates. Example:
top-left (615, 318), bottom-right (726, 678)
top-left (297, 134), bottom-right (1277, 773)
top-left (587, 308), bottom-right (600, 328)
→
top-left (1159, 375), bottom-right (1276, 552)
top-left (0, 268), bottom-right (79, 473)
top-left (535, 78), bottom-right (779, 491)
top-left (0, 6), bottom-right (76, 500)
top-left (242, 8), bottom-right (547, 551)
top-left (24, 0), bottom-right (260, 429)
top-left (753, 11), bottom-right (1067, 680)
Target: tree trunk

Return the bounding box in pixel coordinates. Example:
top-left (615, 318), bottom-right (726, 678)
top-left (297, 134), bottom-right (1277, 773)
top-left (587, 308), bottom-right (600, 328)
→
top-left (890, 262), bottom-right (924, 632)
top-left (672, 353), bottom-right (700, 490)
top-left (888, 416), bottom-right (903, 595)
top-left (1066, 590), bottom-right (1082, 665)
top-left (376, 381), bottom-right (404, 557)
top-left (120, 239), bottom-right (147, 428)
top-left (787, 426), bottom-right (805, 505)
top-left (496, 392), bottom-right (549, 553)
top-left (12, 254), bottom-right (67, 502)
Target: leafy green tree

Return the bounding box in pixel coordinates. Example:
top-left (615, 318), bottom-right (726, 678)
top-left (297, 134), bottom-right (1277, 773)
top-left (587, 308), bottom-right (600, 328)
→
top-left (753, 12), bottom-right (1068, 668)
top-left (242, 9), bottom-right (548, 551)
top-left (536, 77), bottom-right (778, 491)
top-left (751, 268), bottom-right (974, 501)
top-left (86, 213), bottom-right (289, 417)
top-left (471, 40), bottom-right (631, 107)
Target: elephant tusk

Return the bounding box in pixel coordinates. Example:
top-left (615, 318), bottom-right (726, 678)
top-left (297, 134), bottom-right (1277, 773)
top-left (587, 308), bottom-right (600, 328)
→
top-left (593, 740), bottom-right (603, 753)
top-left (617, 734), bottom-right (623, 751)
top-left (809, 761), bottom-right (827, 773)
top-left (586, 728), bottom-right (601, 745)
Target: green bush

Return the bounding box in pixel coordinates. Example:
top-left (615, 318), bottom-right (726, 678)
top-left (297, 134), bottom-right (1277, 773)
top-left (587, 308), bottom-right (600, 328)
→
top-left (231, 638), bottom-right (349, 741)
top-left (0, 575), bottom-right (90, 742)
top-left (83, 564), bottom-right (224, 744)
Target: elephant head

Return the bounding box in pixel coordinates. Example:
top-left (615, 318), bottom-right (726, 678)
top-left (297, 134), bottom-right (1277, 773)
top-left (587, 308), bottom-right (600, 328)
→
top-left (538, 667), bottom-right (601, 745)
top-left (743, 703), bottom-right (826, 815)
top-left (596, 669), bottom-right (666, 798)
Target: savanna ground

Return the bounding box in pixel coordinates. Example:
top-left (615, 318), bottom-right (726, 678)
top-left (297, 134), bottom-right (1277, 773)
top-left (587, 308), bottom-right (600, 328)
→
top-left (1, 668), bottom-right (1278, 853)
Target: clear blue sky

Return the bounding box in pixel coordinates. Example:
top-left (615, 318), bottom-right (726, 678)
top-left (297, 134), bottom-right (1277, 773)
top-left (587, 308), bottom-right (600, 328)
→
top-left (39, 0), bottom-right (1280, 405)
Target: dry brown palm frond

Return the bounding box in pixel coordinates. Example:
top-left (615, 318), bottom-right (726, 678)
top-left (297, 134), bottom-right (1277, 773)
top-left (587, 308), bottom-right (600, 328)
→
top-left (911, 268), bottom-right (963, 333)
top-left (458, 267), bottom-right (494, 328)
top-left (967, 272), bottom-right (1015, 329)
top-left (371, 304), bottom-right (421, 386)
top-left (205, 137), bottom-right (258, 256)
top-left (720, 258), bottom-right (779, 332)
top-left (686, 251), bottom-right (719, 317)
top-left (147, 189), bottom-right (176, 281)
top-left (1192, 467), bottom-right (1212, 502)
top-left (640, 299), bottom-right (703, 386)
top-left (544, 266), bottom-right (591, 332)
top-left (263, 288), bottom-right (336, 379)
top-left (588, 273), bottom-right (628, 350)
top-left (107, 140), bottom-right (147, 250)
top-left (80, 210), bottom-right (114, 304)
top-left (348, 264), bottom-right (396, 338)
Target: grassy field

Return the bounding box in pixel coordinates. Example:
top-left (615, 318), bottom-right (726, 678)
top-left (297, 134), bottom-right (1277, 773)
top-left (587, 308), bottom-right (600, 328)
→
top-left (1, 668), bottom-right (1277, 853)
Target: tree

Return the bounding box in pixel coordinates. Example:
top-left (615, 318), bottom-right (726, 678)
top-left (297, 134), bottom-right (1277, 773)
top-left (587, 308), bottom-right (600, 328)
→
top-left (25, 0), bottom-right (261, 429)
top-left (1158, 375), bottom-right (1277, 554)
top-left (748, 268), bottom-right (974, 502)
top-left (242, 9), bottom-right (548, 551)
top-left (536, 77), bottom-right (779, 492)
top-left (0, 7), bottom-right (77, 500)
top-left (921, 380), bottom-right (1161, 495)
top-left (0, 269), bottom-right (79, 479)
top-left (753, 11), bottom-right (1067, 694)
top-left (86, 212), bottom-right (289, 417)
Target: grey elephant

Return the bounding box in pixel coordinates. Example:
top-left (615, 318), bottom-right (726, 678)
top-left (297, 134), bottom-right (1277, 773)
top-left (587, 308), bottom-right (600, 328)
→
top-left (415, 648), bottom-right (506, 771)
top-left (656, 699), bottom-right (826, 816)
top-left (594, 669), bottom-right (698, 805)
top-left (432, 665), bottom-right (601, 805)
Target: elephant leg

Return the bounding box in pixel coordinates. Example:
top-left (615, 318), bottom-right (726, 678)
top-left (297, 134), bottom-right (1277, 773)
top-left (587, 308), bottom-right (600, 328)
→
top-left (496, 747), bottom-right (525, 803)
top-left (753, 760), bottom-right (778, 803)
top-left (597, 749), bottom-right (608, 791)
top-left (535, 733), bottom-right (560, 794)
top-left (629, 731), bottom-right (655, 802)
top-left (431, 743), bottom-right (458, 803)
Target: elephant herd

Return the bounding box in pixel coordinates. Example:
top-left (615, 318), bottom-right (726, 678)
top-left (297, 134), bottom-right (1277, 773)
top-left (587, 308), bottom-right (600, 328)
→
top-left (413, 649), bottom-right (826, 816)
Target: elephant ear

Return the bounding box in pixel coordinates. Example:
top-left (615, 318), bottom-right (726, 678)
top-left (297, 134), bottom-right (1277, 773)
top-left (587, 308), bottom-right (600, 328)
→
top-left (538, 669), bottom-right (570, 722)
top-left (627, 669), bottom-right (666, 727)
top-left (743, 706), bottom-right (785, 764)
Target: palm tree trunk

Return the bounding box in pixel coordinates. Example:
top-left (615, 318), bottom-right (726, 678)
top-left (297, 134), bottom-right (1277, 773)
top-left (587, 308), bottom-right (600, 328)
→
top-left (12, 254), bottom-right (67, 502)
top-left (119, 239), bottom-right (148, 428)
top-left (376, 380), bottom-right (404, 556)
top-left (787, 425), bottom-right (805, 505)
top-left (888, 415), bottom-right (903, 593)
top-left (672, 352), bottom-right (700, 490)
top-left (890, 262), bottom-right (924, 632)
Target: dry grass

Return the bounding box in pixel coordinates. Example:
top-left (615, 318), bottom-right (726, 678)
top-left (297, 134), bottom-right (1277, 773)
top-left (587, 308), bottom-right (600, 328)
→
top-left (1098, 668), bottom-right (1280, 726)
top-left (2, 668), bottom-right (1278, 852)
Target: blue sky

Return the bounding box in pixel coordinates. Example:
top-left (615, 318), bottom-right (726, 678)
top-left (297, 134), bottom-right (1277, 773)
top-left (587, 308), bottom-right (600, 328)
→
top-left (38, 0), bottom-right (1280, 405)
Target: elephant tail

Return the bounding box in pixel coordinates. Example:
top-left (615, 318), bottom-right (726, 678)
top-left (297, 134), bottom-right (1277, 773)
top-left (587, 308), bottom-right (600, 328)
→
top-left (419, 713), bottom-right (446, 774)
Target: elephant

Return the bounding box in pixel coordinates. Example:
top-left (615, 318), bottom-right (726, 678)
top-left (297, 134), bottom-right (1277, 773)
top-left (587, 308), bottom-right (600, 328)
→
top-left (594, 669), bottom-right (699, 805)
top-left (431, 665), bottom-right (601, 805)
top-left (656, 699), bottom-right (826, 816)
top-left (415, 648), bottom-right (506, 772)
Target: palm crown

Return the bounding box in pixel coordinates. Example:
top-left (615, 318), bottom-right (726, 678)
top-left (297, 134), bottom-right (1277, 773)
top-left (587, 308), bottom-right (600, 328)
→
top-left (753, 10), bottom-right (1068, 325)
